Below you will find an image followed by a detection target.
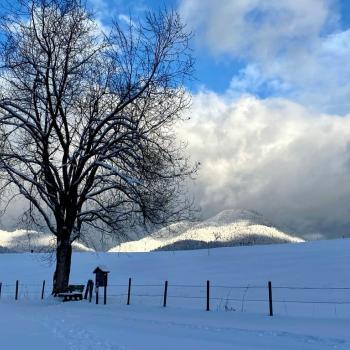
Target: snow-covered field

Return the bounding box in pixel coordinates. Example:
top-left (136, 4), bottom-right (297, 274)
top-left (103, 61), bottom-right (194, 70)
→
top-left (0, 239), bottom-right (349, 349)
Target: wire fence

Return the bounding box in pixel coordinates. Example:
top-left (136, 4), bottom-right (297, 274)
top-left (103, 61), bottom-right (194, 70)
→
top-left (1, 279), bottom-right (350, 318)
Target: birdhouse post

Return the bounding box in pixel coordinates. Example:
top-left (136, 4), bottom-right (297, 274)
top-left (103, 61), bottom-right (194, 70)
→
top-left (93, 266), bottom-right (110, 305)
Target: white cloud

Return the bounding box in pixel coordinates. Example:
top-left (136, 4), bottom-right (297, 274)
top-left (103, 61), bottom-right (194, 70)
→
top-left (179, 91), bottom-right (350, 237)
top-left (180, 0), bottom-right (332, 59)
top-left (118, 14), bottom-right (137, 27)
top-left (229, 64), bottom-right (291, 97)
top-left (180, 0), bottom-right (350, 115)
top-left (178, 1), bottom-right (350, 237)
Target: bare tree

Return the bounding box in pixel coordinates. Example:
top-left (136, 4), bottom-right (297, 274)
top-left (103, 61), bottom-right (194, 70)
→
top-left (0, 0), bottom-right (195, 293)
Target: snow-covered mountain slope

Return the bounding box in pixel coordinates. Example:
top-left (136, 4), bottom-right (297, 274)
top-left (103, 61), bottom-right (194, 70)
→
top-left (109, 209), bottom-right (303, 252)
top-left (0, 229), bottom-right (93, 253)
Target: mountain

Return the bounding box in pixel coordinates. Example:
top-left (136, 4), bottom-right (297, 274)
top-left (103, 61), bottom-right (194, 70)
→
top-left (109, 209), bottom-right (304, 252)
top-left (0, 229), bottom-right (93, 253)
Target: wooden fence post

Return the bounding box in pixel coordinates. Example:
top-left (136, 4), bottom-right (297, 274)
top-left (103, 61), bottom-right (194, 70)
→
top-left (84, 280), bottom-right (92, 300)
top-left (15, 280), bottom-right (19, 300)
top-left (268, 281), bottom-right (273, 316)
top-left (126, 278), bottom-right (131, 305)
top-left (127, 278), bottom-right (131, 305)
top-left (163, 281), bottom-right (168, 307)
top-left (84, 280), bottom-right (89, 300)
top-left (96, 284), bottom-right (99, 305)
top-left (104, 285), bottom-right (107, 305)
top-left (89, 281), bottom-right (94, 303)
top-left (206, 280), bottom-right (210, 311)
top-left (41, 280), bottom-right (45, 300)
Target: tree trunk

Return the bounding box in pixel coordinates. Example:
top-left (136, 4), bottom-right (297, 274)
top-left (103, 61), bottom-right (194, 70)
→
top-left (52, 239), bottom-right (72, 295)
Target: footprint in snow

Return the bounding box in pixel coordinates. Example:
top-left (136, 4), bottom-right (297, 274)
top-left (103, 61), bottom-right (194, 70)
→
top-left (42, 317), bottom-right (125, 350)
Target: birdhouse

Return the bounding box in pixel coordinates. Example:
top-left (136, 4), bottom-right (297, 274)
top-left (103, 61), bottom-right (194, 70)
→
top-left (93, 265), bottom-right (110, 287)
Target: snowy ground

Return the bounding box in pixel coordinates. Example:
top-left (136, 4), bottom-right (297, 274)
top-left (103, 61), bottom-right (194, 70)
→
top-left (0, 239), bottom-right (350, 349)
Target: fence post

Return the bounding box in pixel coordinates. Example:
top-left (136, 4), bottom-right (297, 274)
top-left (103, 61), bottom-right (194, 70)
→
top-left (96, 284), bottom-right (99, 305)
top-left (163, 280), bottom-right (168, 307)
top-left (0, 282), bottom-right (2, 298)
top-left (127, 278), bottom-right (131, 305)
top-left (206, 280), bottom-right (210, 311)
top-left (89, 281), bottom-right (94, 303)
top-left (84, 280), bottom-right (92, 300)
top-left (15, 280), bottom-right (19, 300)
top-left (84, 280), bottom-right (89, 300)
top-left (104, 285), bottom-right (107, 305)
top-left (268, 281), bottom-right (273, 316)
top-left (41, 280), bottom-right (45, 300)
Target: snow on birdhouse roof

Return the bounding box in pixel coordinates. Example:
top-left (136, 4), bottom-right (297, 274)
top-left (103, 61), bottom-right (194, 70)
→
top-left (93, 265), bottom-right (110, 273)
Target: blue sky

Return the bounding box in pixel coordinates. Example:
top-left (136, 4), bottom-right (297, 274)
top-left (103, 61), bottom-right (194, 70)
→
top-left (90, 0), bottom-right (350, 109)
top-left (89, 0), bottom-right (257, 93)
top-left (339, 0), bottom-right (350, 28)
top-left (89, 0), bottom-right (242, 92)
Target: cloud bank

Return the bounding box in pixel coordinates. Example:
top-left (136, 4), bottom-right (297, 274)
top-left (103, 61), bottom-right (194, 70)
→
top-left (176, 0), bottom-right (350, 238)
top-left (179, 92), bottom-right (350, 238)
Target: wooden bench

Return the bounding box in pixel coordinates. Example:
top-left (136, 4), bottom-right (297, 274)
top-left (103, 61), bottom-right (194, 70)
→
top-left (57, 285), bottom-right (85, 302)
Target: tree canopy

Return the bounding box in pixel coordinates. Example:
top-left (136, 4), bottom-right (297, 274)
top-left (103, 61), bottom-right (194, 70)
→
top-left (0, 0), bottom-right (196, 292)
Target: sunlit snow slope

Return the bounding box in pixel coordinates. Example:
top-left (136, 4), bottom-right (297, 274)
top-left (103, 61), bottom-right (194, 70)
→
top-left (0, 229), bottom-right (93, 252)
top-left (110, 209), bottom-right (303, 252)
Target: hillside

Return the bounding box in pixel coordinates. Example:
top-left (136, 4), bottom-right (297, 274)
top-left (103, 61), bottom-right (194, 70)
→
top-left (109, 209), bottom-right (303, 252)
top-left (0, 229), bottom-right (93, 253)
top-left (0, 209), bottom-right (302, 253)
